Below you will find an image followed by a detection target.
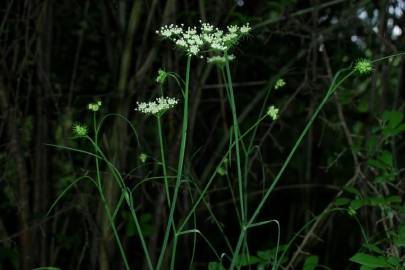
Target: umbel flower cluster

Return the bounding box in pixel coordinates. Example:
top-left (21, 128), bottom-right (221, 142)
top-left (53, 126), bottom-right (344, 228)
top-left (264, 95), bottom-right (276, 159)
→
top-left (156, 21), bottom-right (251, 56)
top-left (88, 101), bottom-right (102, 112)
top-left (135, 96), bottom-right (178, 115)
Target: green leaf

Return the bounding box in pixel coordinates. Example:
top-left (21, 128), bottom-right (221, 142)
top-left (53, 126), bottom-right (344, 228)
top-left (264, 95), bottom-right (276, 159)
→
top-left (360, 266), bottom-right (376, 270)
top-left (236, 254), bottom-right (261, 266)
top-left (208, 262), bottom-right (226, 270)
top-left (385, 196), bottom-right (401, 204)
top-left (368, 197), bottom-right (386, 206)
top-left (395, 123), bottom-right (405, 132)
top-left (394, 235), bottom-right (405, 247)
top-left (378, 151), bottom-right (393, 167)
top-left (350, 253), bottom-right (390, 268)
top-left (367, 136), bottom-right (377, 153)
top-left (350, 199), bottom-right (365, 210)
top-left (363, 243), bottom-right (383, 254)
top-left (344, 186), bottom-right (361, 196)
top-left (303, 255), bottom-right (318, 270)
top-left (336, 198), bottom-right (351, 206)
top-left (387, 257), bottom-right (400, 266)
top-left (383, 111), bottom-right (403, 129)
top-left (382, 127), bottom-right (403, 137)
top-left (367, 159), bottom-right (387, 170)
top-left (257, 244), bottom-right (288, 261)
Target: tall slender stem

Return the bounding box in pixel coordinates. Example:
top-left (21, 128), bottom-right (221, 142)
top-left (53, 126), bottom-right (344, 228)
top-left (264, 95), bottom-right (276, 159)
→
top-left (157, 116), bottom-right (171, 207)
top-left (89, 133), bottom-right (153, 269)
top-left (93, 113), bottom-right (130, 270)
top-left (156, 55), bottom-right (192, 270)
top-left (229, 69), bottom-right (355, 269)
top-left (223, 54), bottom-right (246, 222)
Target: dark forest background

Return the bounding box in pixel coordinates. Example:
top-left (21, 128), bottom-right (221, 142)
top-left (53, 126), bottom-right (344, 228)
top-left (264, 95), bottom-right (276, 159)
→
top-left (0, 0), bottom-right (404, 269)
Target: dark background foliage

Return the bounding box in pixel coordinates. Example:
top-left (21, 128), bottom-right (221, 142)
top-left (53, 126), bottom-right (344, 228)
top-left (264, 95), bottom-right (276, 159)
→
top-left (0, 0), bottom-right (404, 269)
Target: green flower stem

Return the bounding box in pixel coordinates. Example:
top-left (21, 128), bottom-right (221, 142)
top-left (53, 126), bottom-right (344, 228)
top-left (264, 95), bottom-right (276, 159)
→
top-left (177, 113), bottom-right (269, 247)
top-left (156, 55), bottom-right (192, 270)
top-left (229, 68), bottom-right (355, 270)
top-left (88, 135), bottom-right (154, 270)
top-left (92, 113), bottom-right (130, 270)
top-left (157, 116), bottom-right (171, 207)
top-left (92, 113), bottom-right (154, 270)
top-left (170, 236), bottom-right (178, 270)
top-left (223, 52), bottom-right (247, 235)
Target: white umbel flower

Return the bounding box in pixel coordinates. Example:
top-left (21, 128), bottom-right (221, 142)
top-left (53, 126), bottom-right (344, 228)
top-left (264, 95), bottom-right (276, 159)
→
top-left (240, 23), bottom-right (251, 34)
top-left (135, 97), bottom-right (178, 115)
top-left (156, 21), bottom-right (252, 56)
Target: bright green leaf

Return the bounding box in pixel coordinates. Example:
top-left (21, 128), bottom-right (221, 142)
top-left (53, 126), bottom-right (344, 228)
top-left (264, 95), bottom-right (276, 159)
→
top-left (350, 253), bottom-right (390, 268)
top-left (383, 111), bottom-right (403, 129)
top-left (303, 255), bottom-right (318, 270)
top-left (344, 186), bottom-right (361, 196)
top-left (208, 262), bottom-right (226, 270)
top-left (387, 257), bottom-right (400, 266)
top-left (236, 254), bottom-right (261, 266)
top-left (336, 198), bottom-right (351, 206)
top-left (350, 199), bottom-right (364, 210)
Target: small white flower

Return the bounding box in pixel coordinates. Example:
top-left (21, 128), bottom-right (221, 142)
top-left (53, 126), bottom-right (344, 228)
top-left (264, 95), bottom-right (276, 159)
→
top-left (176, 38), bottom-right (187, 47)
top-left (227, 25), bottom-right (239, 33)
top-left (135, 96), bottom-right (178, 115)
top-left (240, 23), bottom-right (251, 34)
top-left (189, 45), bottom-right (199, 55)
top-left (201, 22), bottom-right (214, 33)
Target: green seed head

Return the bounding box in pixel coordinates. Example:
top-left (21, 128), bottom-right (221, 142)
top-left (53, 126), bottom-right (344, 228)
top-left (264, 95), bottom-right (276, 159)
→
top-left (267, 105), bottom-right (279, 121)
top-left (354, 59), bottom-right (373, 75)
top-left (72, 123), bottom-right (88, 137)
top-left (274, 78), bottom-right (286, 90)
top-left (139, 153), bottom-right (148, 163)
top-left (216, 166), bottom-right (227, 176)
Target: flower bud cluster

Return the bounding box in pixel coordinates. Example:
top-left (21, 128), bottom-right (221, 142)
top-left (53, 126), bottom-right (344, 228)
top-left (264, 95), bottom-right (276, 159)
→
top-left (135, 96), bottom-right (178, 115)
top-left (156, 21), bottom-right (251, 56)
top-left (72, 123), bottom-right (88, 137)
top-left (207, 54), bottom-right (235, 65)
top-left (156, 69), bottom-right (168, 85)
top-left (274, 78), bottom-right (286, 90)
top-left (267, 105), bottom-right (279, 121)
top-left (88, 101), bottom-right (102, 112)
